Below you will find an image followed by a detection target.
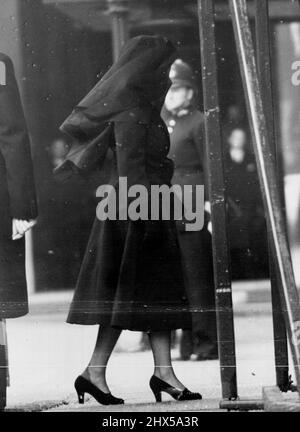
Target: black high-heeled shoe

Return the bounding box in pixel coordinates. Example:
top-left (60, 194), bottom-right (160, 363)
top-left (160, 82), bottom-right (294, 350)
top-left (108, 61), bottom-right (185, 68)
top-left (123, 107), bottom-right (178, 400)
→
top-left (149, 375), bottom-right (202, 402)
top-left (74, 376), bottom-right (124, 406)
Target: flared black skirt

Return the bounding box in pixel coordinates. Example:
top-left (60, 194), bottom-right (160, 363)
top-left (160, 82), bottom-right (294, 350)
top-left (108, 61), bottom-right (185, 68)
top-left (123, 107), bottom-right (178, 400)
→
top-left (67, 217), bottom-right (192, 331)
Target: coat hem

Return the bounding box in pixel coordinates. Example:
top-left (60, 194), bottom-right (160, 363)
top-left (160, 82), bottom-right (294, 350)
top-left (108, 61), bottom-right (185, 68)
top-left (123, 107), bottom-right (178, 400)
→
top-left (0, 308), bottom-right (29, 319)
top-left (66, 320), bottom-right (192, 332)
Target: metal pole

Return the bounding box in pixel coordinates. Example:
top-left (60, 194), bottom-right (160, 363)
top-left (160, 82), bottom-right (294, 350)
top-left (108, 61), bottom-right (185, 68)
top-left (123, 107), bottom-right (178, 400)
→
top-left (198, 0), bottom-right (238, 400)
top-left (0, 320), bottom-right (7, 410)
top-left (25, 230), bottom-right (36, 295)
top-left (107, 0), bottom-right (130, 61)
top-left (229, 0), bottom-right (300, 394)
top-left (254, 0), bottom-right (290, 392)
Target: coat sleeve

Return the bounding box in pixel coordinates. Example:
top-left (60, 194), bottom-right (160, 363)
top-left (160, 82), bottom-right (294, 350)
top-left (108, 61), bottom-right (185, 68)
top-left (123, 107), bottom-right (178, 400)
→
top-left (0, 54), bottom-right (37, 220)
top-left (114, 121), bottom-right (150, 190)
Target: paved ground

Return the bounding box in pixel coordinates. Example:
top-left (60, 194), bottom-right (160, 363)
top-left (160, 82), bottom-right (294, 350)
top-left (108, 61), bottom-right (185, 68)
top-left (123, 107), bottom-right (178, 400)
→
top-left (4, 279), bottom-right (296, 412)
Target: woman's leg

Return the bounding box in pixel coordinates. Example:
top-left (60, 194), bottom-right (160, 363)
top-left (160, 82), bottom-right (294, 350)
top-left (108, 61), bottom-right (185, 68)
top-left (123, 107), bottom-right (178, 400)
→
top-left (148, 331), bottom-right (185, 390)
top-left (82, 326), bottom-right (122, 393)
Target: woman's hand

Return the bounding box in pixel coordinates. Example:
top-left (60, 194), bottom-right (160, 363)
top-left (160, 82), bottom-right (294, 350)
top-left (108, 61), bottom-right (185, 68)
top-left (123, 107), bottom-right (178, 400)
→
top-left (12, 219), bottom-right (37, 241)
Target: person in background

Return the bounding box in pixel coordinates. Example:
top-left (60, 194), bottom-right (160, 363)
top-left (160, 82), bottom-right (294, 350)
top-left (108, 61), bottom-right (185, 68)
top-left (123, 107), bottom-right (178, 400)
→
top-left (0, 53), bottom-right (38, 316)
top-left (0, 53), bottom-right (37, 406)
top-left (223, 104), bottom-right (245, 136)
top-left (161, 59), bottom-right (218, 361)
top-left (225, 127), bottom-right (268, 279)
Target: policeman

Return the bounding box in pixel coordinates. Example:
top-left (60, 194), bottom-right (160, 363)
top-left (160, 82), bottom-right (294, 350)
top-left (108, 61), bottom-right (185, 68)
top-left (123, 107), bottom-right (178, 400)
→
top-left (162, 59), bottom-right (218, 360)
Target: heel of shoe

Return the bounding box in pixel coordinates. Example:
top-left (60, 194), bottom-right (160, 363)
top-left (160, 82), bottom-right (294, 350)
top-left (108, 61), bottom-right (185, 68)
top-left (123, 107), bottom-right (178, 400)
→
top-left (153, 391), bottom-right (162, 402)
top-left (77, 391), bottom-right (85, 405)
top-left (150, 376), bottom-right (161, 403)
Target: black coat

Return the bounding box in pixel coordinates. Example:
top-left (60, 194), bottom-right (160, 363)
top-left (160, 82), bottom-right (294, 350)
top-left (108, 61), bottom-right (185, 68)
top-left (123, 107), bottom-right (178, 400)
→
top-left (62, 36), bottom-right (191, 331)
top-left (67, 110), bottom-right (191, 331)
top-left (0, 53), bottom-right (37, 319)
top-left (63, 36), bottom-right (191, 331)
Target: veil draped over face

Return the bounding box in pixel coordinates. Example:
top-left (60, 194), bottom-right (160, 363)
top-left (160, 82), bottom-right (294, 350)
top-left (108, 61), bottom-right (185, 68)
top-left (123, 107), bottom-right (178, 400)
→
top-left (60, 35), bottom-right (177, 142)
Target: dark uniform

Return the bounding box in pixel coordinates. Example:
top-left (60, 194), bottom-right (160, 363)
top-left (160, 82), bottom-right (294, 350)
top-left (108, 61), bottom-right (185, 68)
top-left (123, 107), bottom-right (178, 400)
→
top-left (224, 141), bottom-right (269, 279)
top-left (161, 60), bottom-right (218, 360)
top-left (0, 53), bottom-right (37, 318)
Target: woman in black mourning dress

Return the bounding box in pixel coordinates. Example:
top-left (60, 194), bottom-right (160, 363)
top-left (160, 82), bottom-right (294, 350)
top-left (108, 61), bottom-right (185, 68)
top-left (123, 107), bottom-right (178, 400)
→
top-left (61, 35), bottom-right (202, 406)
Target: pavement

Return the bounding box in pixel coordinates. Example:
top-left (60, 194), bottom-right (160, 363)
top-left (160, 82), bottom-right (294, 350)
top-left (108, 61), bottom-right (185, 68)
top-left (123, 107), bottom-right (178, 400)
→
top-left (3, 277), bottom-right (296, 412)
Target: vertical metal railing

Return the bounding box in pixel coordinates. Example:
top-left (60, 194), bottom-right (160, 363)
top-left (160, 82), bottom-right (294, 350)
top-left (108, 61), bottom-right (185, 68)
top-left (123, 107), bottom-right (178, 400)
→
top-left (0, 320), bottom-right (7, 410)
top-left (198, 0), bottom-right (238, 400)
top-left (254, 0), bottom-right (291, 392)
top-left (197, 0), bottom-right (300, 401)
top-left (229, 0), bottom-right (300, 394)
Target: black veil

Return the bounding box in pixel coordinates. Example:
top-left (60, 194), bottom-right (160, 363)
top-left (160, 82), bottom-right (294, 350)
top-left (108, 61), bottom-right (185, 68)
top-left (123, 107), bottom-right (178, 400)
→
top-left (60, 35), bottom-right (176, 142)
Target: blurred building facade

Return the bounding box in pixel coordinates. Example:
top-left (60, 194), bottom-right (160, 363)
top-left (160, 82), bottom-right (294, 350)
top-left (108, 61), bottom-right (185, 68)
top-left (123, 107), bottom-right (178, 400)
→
top-left (0, 0), bottom-right (299, 290)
